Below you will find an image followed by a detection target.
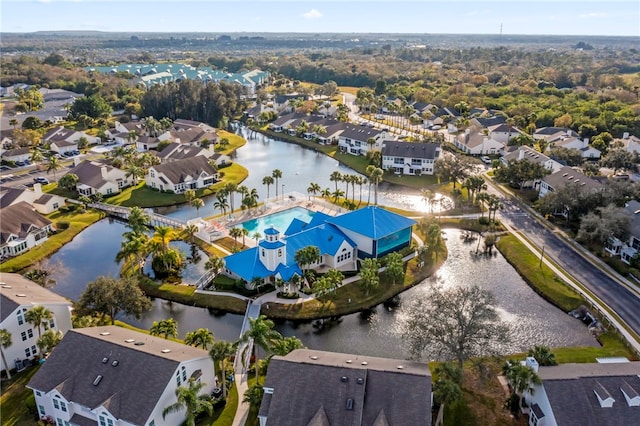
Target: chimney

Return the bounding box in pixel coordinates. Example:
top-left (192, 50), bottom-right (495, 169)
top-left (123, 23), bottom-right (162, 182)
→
top-left (623, 132), bottom-right (630, 139)
top-left (518, 149), bottom-right (525, 160)
top-left (101, 166), bottom-right (108, 179)
top-left (33, 183), bottom-right (42, 197)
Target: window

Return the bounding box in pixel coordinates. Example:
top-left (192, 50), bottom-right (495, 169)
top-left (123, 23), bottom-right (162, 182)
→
top-left (56, 418), bottom-right (64, 426)
top-left (150, 170), bottom-right (155, 178)
top-left (25, 345), bottom-right (37, 358)
top-left (36, 390), bottom-right (42, 397)
top-left (277, 249), bottom-right (282, 257)
top-left (17, 308), bottom-right (27, 325)
top-left (181, 366), bottom-right (187, 382)
top-left (53, 399), bottom-right (60, 410)
top-left (148, 421), bottom-right (155, 426)
top-left (99, 414), bottom-right (113, 426)
top-left (176, 371), bottom-right (181, 386)
top-left (53, 203), bottom-right (59, 209)
top-left (106, 188), bottom-right (113, 195)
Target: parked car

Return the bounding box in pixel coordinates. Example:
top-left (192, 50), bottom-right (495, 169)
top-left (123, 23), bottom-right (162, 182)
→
top-left (481, 156), bottom-right (492, 165)
top-left (15, 160), bottom-right (25, 166)
top-left (33, 176), bottom-right (49, 184)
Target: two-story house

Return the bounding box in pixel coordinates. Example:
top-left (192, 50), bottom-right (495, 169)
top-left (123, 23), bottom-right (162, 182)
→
top-left (1, 202), bottom-right (54, 258)
top-left (338, 125), bottom-right (389, 156)
top-left (454, 128), bottom-right (504, 155)
top-left (381, 140), bottom-right (441, 175)
top-left (146, 156), bottom-right (218, 194)
top-left (259, 349), bottom-right (432, 426)
top-left (67, 160), bottom-right (131, 197)
top-left (28, 326), bottom-right (215, 426)
top-left (0, 273), bottom-right (72, 376)
top-left (606, 200), bottom-right (640, 264)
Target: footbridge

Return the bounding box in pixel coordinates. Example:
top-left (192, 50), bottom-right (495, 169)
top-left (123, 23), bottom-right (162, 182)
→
top-left (89, 202), bottom-right (186, 229)
top-left (233, 300), bottom-right (262, 375)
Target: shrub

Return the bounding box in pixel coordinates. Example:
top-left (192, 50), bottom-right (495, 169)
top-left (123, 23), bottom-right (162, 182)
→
top-left (277, 291), bottom-right (299, 299)
top-left (56, 221), bottom-right (70, 230)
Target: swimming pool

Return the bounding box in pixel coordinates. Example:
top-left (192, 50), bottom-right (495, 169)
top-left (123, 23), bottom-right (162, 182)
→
top-left (240, 207), bottom-right (315, 235)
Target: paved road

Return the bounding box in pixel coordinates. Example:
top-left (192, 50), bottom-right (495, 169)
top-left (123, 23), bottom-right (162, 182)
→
top-left (490, 182), bottom-right (640, 346)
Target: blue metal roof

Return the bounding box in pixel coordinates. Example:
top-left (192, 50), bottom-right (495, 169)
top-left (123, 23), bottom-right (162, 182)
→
top-left (326, 206), bottom-right (415, 239)
top-left (260, 240), bottom-right (286, 250)
top-left (264, 227), bottom-right (280, 235)
top-left (286, 224), bottom-right (355, 258)
top-left (223, 248), bottom-right (271, 282)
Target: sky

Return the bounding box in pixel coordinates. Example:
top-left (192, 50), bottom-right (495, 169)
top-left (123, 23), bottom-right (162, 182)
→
top-left (1, 0), bottom-right (639, 36)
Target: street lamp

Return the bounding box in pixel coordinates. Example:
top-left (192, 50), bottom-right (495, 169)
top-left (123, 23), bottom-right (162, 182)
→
top-left (282, 184), bottom-right (285, 202)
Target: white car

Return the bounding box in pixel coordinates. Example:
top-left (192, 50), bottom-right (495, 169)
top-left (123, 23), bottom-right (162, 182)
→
top-left (481, 156), bottom-right (492, 165)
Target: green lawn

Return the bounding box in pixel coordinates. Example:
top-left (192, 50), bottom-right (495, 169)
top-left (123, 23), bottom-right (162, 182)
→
top-left (105, 163), bottom-right (249, 208)
top-left (0, 209), bottom-right (104, 273)
top-left (0, 365), bottom-right (40, 426)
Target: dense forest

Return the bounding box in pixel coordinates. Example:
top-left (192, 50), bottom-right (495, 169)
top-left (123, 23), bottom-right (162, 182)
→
top-left (2, 42), bottom-right (639, 136)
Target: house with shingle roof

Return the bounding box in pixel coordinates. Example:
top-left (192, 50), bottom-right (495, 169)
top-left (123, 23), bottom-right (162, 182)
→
top-left (66, 160), bottom-right (131, 197)
top-left (487, 123), bottom-right (523, 144)
top-left (0, 146), bottom-right (31, 163)
top-left (0, 183), bottom-right (65, 214)
top-left (1, 201), bottom-right (53, 258)
top-left (28, 325), bottom-right (215, 426)
top-left (42, 126), bottom-right (97, 149)
top-left (606, 200), bottom-right (640, 264)
top-left (338, 124), bottom-right (390, 156)
top-left (155, 142), bottom-right (216, 163)
top-left (539, 166), bottom-right (603, 198)
top-left (502, 146), bottom-right (563, 172)
top-left (0, 273), bottom-right (73, 376)
top-left (550, 136), bottom-right (601, 159)
top-left (259, 349), bottom-right (432, 426)
top-left (454, 128), bottom-right (504, 155)
top-left (381, 140), bottom-right (441, 175)
top-left (533, 127), bottom-right (579, 144)
top-left (146, 156), bottom-right (218, 194)
top-left (523, 360), bottom-right (640, 426)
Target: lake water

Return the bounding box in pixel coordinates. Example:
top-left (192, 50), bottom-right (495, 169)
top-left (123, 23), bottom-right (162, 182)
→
top-left (42, 129), bottom-right (598, 359)
top-left (156, 127), bottom-right (448, 221)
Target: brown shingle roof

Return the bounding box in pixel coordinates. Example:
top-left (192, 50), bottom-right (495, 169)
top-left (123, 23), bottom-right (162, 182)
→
top-left (0, 201), bottom-right (52, 244)
top-left (151, 156), bottom-right (216, 185)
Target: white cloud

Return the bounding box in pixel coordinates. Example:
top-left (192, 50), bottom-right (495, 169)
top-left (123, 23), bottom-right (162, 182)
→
top-left (303, 9), bottom-right (323, 20)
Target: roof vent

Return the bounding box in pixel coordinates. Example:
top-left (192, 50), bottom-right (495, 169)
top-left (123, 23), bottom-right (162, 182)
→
top-left (100, 332), bottom-right (110, 336)
top-left (361, 361), bottom-right (368, 366)
top-left (15, 294), bottom-right (26, 297)
top-left (397, 365), bottom-right (404, 370)
top-left (161, 349), bottom-right (171, 353)
top-left (134, 342), bottom-right (145, 346)
top-left (1, 285), bottom-right (11, 288)
top-left (101, 357), bottom-right (109, 364)
top-left (340, 376), bottom-right (349, 383)
top-left (345, 360), bottom-right (352, 364)
top-left (93, 375), bottom-right (103, 386)
top-left (124, 339), bottom-right (135, 343)
top-left (593, 381), bottom-right (615, 408)
top-left (310, 355), bottom-right (318, 360)
top-left (345, 398), bottom-right (354, 410)
top-left (111, 360), bottom-right (119, 367)
top-left (620, 380), bottom-right (640, 407)
top-left (357, 378), bottom-right (364, 385)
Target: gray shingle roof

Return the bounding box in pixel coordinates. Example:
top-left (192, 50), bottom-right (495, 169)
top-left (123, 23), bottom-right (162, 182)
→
top-left (542, 166), bottom-right (602, 192)
top-left (381, 141), bottom-right (439, 159)
top-left (538, 362), bottom-right (640, 426)
top-left (0, 273), bottom-right (71, 322)
top-left (260, 349), bottom-right (431, 426)
top-left (0, 201), bottom-right (52, 244)
top-left (151, 156), bottom-right (216, 185)
top-left (28, 326), bottom-right (211, 426)
top-left (339, 124), bottom-right (385, 142)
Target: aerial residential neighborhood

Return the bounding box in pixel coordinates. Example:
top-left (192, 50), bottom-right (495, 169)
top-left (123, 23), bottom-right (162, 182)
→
top-left (1, 2), bottom-right (640, 425)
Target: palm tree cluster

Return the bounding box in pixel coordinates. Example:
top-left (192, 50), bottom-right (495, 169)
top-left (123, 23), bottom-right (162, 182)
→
top-left (328, 171), bottom-right (368, 209)
top-left (106, 145), bottom-right (160, 183)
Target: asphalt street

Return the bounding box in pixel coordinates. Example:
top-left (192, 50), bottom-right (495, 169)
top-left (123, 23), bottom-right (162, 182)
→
top-left (494, 187), bottom-right (640, 344)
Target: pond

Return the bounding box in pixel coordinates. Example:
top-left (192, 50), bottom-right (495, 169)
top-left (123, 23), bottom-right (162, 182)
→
top-left (46, 221), bottom-right (596, 359)
top-left (155, 127), bottom-right (451, 222)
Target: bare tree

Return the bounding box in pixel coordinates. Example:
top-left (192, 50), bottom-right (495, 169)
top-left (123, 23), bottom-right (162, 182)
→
top-left (400, 284), bottom-right (509, 372)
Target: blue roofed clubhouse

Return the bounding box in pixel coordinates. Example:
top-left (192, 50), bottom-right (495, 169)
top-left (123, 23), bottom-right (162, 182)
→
top-left (222, 206), bottom-right (416, 290)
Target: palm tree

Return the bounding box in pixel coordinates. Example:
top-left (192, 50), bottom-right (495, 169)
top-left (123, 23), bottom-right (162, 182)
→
top-left (252, 231), bottom-right (262, 243)
top-left (241, 228), bottom-right (250, 246)
top-left (270, 336), bottom-right (305, 357)
top-left (184, 189), bottom-right (196, 205)
top-left (331, 188), bottom-right (345, 203)
top-left (162, 378), bottom-right (213, 426)
top-left (307, 182), bottom-right (321, 201)
top-left (191, 198), bottom-right (205, 218)
top-left (210, 340), bottom-right (235, 399)
top-left (329, 171), bottom-right (342, 192)
top-left (150, 318), bottom-right (178, 339)
top-left (366, 165), bottom-right (384, 205)
top-left (125, 164), bottom-right (144, 185)
top-left (184, 224), bottom-right (199, 244)
top-left (30, 148), bottom-right (43, 167)
top-left (262, 176), bottom-right (274, 199)
top-left (238, 315), bottom-right (282, 384)
top-left (213, 193), bottom-right (229, 217)
top-left (223, 183), bottom-right (238, 215)
top-left (205, 255), bottom-right (225, 275)
top-left (229, 227), bottom-right (243, 248)
top-left (243, 383), bottom-right (264, 410)
top-left (153, 226), bottom-right (173, 254)
top-left (272, 169), bottom-right (282, 197)
top-left (25, 305), bottom-right (53, 338)
top-left (527, 345), bottom-right (557, 366)
top-left (433, 363), bottom-right (463, 426)
top-left (127, 206), bottom-right (150, 234)
top-left (0, 329), bottom-right (12, 379)
top-left (321, 187), bottom-right (332, 200)
top-left (503, 360), bottom-right (542, 415)
top-left (184, 328), bottom-right (214, 350)
top-left (421, 188), bottom-right (435, 214)
top-left (46, 155), bottom-right (61, 179)
top-left (37, 329), bottom-right (62, 355)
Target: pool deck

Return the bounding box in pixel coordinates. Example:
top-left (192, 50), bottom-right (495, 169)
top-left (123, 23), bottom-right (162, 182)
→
top-left (200, 192), bottom-right (343, 248)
